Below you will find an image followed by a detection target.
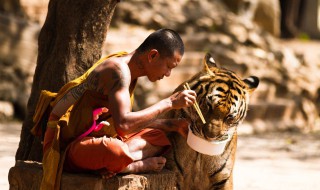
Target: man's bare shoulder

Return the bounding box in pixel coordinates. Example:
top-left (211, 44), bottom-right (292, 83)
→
top-left (96, 57), bottom-right (130, 73)
top-left (87, 58), bottom-right (131, 94)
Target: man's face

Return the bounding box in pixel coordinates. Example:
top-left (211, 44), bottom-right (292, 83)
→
top-left (147, 50), bottom-right (182, 82)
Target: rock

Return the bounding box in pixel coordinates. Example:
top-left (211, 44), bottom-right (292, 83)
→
top-left (227, 23), bottom-right (249, 43)
top-left (0, 101), bottom-right (14, 120)
top-left (253, 0), bottom-right (281, 37)
top-left (9, 160), bottom-right (176, 190)
top-left (300, 98), bottom-right (320, 131)
top-left (0, 14), bottom-right (39, 120)
top-left (247, 30), bottom-right (268, 48)
top-left (223, 0), bottom-right (281, 37)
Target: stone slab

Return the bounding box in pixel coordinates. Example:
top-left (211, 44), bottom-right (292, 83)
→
top-left (8, 160), bottom-right (176, 190)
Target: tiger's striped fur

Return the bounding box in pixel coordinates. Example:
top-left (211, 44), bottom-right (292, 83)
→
top-left (164, 53), bottom-right (259, 190)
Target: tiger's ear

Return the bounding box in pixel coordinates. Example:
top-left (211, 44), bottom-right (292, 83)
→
top-left (205, 52), bottom-right (218, 67)
top-left (203, 52), bottom-right (218, 75)
top-left (243, 76), bottom-right (259, 94)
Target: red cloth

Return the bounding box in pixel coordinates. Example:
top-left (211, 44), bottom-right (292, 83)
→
top-left (63, 128), bottom-right (171, 173)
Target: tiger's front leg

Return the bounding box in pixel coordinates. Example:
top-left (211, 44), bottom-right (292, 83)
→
top-left (208, 135), bottom-right (237, 190)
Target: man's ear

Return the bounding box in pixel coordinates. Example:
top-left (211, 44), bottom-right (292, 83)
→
top-left (148, 49), bottom-right (159, 62)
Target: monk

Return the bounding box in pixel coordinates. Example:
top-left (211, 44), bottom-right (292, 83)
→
top-left (35, 28), bottom-right (196, 189)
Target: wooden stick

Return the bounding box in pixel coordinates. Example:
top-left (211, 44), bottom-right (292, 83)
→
top-left (184, 84), bottom-right (206, 124)
top-left (186, 84), bottom-right (206, 124)
top-left (185, 83), bottom-right (202, 114)
top-left (184, 83), bottom-right (206, 124)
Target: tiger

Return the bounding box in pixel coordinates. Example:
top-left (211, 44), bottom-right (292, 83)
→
top-left (163, 52), bottom-right (259, 190)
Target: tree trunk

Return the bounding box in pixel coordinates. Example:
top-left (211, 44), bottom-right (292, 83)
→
top-left (15, 0), bottom-right (119, 162)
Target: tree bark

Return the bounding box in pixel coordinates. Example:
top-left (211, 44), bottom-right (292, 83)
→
top-left (15, 0), bottom-right (119, 161)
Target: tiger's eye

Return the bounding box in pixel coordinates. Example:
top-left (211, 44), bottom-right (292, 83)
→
top-left (225, 115), bottom-right (235, 125)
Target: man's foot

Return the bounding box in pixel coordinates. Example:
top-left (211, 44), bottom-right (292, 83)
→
top-left (121, 157), bottom-right (166, 173)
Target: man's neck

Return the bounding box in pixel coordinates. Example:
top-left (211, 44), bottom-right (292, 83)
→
top-left (128, 51), bottom-right (146, 81)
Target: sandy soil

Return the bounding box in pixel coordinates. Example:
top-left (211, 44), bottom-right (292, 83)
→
top-left (234, 131), bottom-right (320, 190)
top-left (0, 122), bottom-right (20, 190)
top-left (1, 122), bottom-right (320, 190)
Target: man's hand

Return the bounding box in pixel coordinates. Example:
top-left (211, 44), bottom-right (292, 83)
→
top-left (170, 90), bottom-right (197, 109)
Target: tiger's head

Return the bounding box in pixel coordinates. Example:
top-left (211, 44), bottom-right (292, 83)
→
top-left (178, 53), bottom-right (259, 141)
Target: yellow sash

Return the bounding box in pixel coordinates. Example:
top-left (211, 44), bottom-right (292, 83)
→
top-left (32, 52), bottom-right (135, 190)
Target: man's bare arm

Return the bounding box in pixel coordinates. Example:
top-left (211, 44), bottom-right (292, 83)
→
top-left (51, 71), bottom-right (101, 117)
top-left (107, 63), bottom-right (196, 136)
top-left (146, 118), bottom-right (190, 138)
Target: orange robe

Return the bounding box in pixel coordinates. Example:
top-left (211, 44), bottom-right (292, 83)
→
top-left (31, 52), bottom-right (171, 190)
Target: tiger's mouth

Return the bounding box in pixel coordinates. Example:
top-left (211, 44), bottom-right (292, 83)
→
top-left (204, 131), bottom-right (231, 141)
top-left (202, 123), bottom-right (220, 140)
top-left (202, 124), bottom-right (236, 141)
top-left (205, 134), bottom-right (226, 141)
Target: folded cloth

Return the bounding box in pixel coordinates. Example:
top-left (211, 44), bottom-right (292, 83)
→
top-left (64, 128), bottom-right (171, 173)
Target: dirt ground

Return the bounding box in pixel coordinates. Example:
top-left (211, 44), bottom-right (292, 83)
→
top-left (233, 130), bottom-right (320, 190)
top-left (1, 122), bottom-right (320, 190)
